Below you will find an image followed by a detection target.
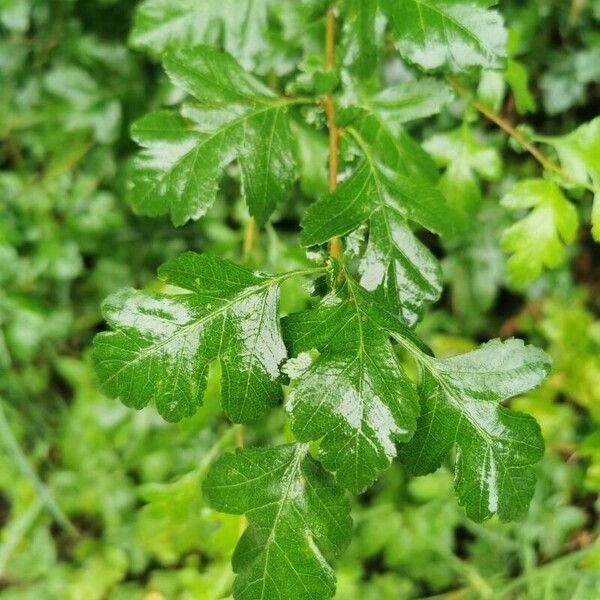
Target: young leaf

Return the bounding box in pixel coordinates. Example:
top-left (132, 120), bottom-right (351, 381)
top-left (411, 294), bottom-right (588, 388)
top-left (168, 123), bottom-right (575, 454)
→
top-left (424, 126), bottom-right (502, 220)
top-left (92, 252), bottom-right (287, 423)
top-left (381, 0), bottom-right (507, 71)
top-left (129, 0), bottom-right (274, 68)
top-left (283, 283), bottom-right (420, 493)
top-left (301, 118), bottom-right (454, 324)
top-left (543, 117), bottom-right (600, 241)
top-left (501, 179), bottom-right (578, 287)
top-left (397, 339), bottom-right (550, 522)
top-left (203, 444), bottom-right (352, 600)
top-left (129, 46), bottom-right (295, 226)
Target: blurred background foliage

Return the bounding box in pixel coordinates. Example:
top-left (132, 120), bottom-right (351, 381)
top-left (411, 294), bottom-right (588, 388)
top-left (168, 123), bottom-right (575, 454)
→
top-left (0, 0), bottom-right (599, 598)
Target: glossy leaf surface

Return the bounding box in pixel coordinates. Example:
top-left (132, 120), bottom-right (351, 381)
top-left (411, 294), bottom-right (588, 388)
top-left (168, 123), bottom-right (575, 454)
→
top-left (92, 252), bottom-right (287, 422)
top-left (398, 338), bottom-right (550, 521)
top-left (369, 79), bottom-right (453, 126)
top-left (203, 444), bottom-right (352, 600)
top-left (283, 283), bottom-right (420, 493)
top-left (129, 0), bottom-right (275, 68)
top-left (129, 46), bottom-right (295, 226)
top-left (301, 118), bottom-right (453, 324)
top-left (382, 0), bottom-right (507, 71)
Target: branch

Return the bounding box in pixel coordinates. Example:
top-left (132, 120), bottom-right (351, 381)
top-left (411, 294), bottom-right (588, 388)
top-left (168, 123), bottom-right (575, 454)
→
top-left (447, 76), bottom-right (598, 195)
top-left (324, 6), bottom-right (341, 261)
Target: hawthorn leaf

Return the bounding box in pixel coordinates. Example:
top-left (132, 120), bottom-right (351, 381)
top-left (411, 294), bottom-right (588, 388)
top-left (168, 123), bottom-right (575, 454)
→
top-left (203, 443), bottom-right (352, 600)
top-left (129, 0), bottom-right (275, 68)
top-left (282, 283), bottom-right (420, 493)
top-left (360, 209), bottom-right (442, 327)
top-left (544, 117), bottom-right (600, 241)
top-left (343, 0), bottom-right (378, 76)
top-left (501, 179), bottom-right (578, 287)
top-left (92, 252), bottom-right (287, 423)
top-left (381, 0), bottom-right (507, 71)
top-left (397, 339), bottom-right (550, 522)
top-left (129, 46), bottom-right (295, 226)
top-left (505, 58), bottom-right (536, 115)
top-left (369, 79), bottom-right (453, 126)
top-left (301, 120), bottom-right (453, 324)
top-left (424, 126), bottom-right (502, 221)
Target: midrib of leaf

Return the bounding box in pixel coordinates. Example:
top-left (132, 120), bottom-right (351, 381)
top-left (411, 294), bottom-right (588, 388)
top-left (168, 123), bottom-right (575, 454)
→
top-left (100, 266), bottom-right (328, 388)
top-left (346, 126), bottom-right (434, 291)
top-left (344, 274), bottom-right (508, 466)
top-left (254, 444), bottom-right (309, 600)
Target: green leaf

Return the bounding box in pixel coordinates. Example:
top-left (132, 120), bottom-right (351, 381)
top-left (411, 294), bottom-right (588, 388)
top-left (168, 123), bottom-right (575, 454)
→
top-left (44, 65), bottom-right (121, 144)
top-left (203, 443), bottom-right (352, 600)
top-left (129, 0), bottom-right (275, 68)
top-left (129, 46), bottom-right (295, 226)
top-left (501, 179), bottom-right (579, 287)
top-left (543, 117), bottom-right (600, 241)
top-left (282, 282), bottom-right (420, 493)
top-left (369, 78), bottom-right (453, 126)
top-left (343, 0), bottom-right (379, 76)
top-left (360, 208), bottom-right (443, 327)
top-left (424, 126), bottom-right (502, 220)
top-left (301, 117), bottom-right (454, 324)
top-left (398, 338), bottom-right (550, 522)
top-left (505, 59), bottom-right (536, 115)
top-left (382, 0), bottom-right (507, 71)
top-left (92, 252), bottom-right (288, 423)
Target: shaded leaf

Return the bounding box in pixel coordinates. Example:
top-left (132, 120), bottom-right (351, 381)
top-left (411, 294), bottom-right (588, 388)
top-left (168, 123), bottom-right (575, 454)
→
top-left (544, 117), bottom-right (600, 241)
top-left (369, 78), bottom-right (453, 126)
top-left (424, 126), bottom-right (502, 220)
top-left (343, 0), bottom-right (379, 75)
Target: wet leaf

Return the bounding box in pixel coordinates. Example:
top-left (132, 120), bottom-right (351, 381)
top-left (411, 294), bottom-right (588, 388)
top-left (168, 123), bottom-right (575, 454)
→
top-left (398, 338), bottom-right (550, 521)
top-left (382, 0), bottom-right (507, 71)
top-left (92, 252), bottom-right (287, 423)
top-left (301, 115), bottom-right (453, 324)
top-left (129, 0), bottom-right (276, 68)
top-left (203, 444), bottom-right (352, 600)
top-left (283, 282), bottom-right (420, 492)
top-left (129, 46), bottom-right (295, 226)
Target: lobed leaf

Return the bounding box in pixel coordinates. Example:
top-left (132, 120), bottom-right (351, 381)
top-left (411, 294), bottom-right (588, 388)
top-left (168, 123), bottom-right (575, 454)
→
top-left (381, 0), bottom-right (507, 72)
top-left (129, 46), bottom-right (295, 226)
top-left (129, 0), bottom-right (276, 68)
top-left (398, 339), bottom-right (550, 521)
top-left (301, 116), bottom-right (454, 325)
top-left (203, 443), bottom-right (352, 600)
top-left (92, 252), bottom-right (287, 423)
top-left (283, 283), bottom-right (420, 493)
top-left (543, 117), bottom-right (600, 241)
top-left (501, 179), bottom-right (578, 287)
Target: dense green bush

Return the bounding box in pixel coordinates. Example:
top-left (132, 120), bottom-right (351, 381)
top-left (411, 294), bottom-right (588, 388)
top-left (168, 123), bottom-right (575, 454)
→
top-left (0, 1), bottom-right (598, 599)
